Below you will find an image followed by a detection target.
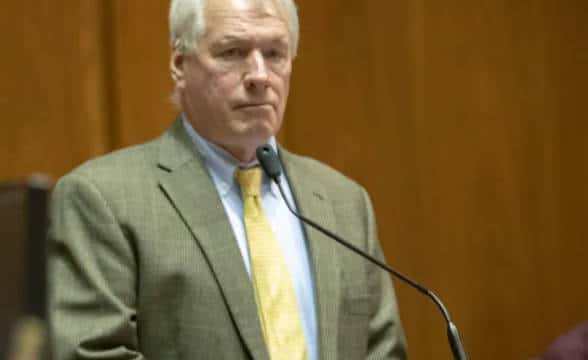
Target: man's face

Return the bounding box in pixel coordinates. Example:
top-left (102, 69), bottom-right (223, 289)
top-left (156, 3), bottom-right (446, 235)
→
top-left (174, 0), bottom-right (292, 161)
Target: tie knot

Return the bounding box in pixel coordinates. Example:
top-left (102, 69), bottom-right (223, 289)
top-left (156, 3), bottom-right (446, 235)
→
top-left (235, 166), bottom-right (262, 197)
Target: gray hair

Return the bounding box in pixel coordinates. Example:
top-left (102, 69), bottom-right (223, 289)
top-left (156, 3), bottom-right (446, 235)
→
top-left (169, 0), bottom-right (300, 57)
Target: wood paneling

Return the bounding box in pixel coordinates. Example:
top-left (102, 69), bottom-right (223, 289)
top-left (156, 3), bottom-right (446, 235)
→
top-left (0, 1), bottom-right (110, 181)
top-left (287, 0), bottom-right (588, 358)
top-left (106, 1), bottom-right (176, 148)
top-left (1, 0), bottom-right (586, 358)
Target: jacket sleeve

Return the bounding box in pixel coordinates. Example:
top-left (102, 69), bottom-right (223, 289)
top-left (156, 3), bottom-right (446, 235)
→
top-left (48, 173), bottom-right (144, 359)
top-left (361, 187), bottom-right (408, 360)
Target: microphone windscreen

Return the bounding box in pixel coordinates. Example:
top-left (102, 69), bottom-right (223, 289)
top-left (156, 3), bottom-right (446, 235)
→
top-left (256, 144), bottom-right (282, 181)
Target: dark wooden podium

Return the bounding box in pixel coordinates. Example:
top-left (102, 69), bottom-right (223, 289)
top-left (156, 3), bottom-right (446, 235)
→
top-left (0, 176), bottom-right (50, 359)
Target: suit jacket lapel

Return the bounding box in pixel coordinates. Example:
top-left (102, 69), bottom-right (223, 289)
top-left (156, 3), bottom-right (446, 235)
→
top-left (156, 119), bottom-right (269, 360)
top-left (280, 149), bottom-right (342, 360)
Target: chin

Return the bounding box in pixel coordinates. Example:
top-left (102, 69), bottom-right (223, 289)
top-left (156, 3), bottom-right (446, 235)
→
top-left (248, 128), bottom-right (275, 146)
top-left (239, 116), bottom-right (279, 137)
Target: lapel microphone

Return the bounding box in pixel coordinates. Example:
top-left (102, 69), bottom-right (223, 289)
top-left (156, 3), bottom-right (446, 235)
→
top-left (256, 144), bottom-right (468, 360)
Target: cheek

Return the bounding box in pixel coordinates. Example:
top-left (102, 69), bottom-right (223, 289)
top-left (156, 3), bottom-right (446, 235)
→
top-left (282, 77), bottom-right (291, 99)
top-left (276, 72), bottom-right (292, 110)
top-left (208, 76), bottom-right (240, 106)
top-left (276, 65), bottom-right (292, 97)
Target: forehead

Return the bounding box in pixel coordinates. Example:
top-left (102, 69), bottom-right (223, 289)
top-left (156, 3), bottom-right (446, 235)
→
top-left (203, 0), bottom-right (289, 39)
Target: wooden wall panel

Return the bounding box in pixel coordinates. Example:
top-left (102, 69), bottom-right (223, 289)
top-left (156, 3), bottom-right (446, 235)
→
top-left (106, 1), bottom-right (176, 149)
top-left (0, 1), bottom-right (110, 181)
top-left (287, 0), bottom-right (588, 359)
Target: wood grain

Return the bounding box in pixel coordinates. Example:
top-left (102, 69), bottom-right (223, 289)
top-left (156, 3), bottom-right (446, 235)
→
top-left (286, 0), bottom-right (588, 358)
top-left (0, 1), bottom-right (110, 181)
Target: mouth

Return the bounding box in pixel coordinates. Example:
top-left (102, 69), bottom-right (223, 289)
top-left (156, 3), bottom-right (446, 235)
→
top-left (234, 103), bottom-right (274, 110)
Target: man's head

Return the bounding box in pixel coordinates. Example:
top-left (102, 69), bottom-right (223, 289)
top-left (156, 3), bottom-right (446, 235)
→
top-left (169, 0), bottom-right (299, 162)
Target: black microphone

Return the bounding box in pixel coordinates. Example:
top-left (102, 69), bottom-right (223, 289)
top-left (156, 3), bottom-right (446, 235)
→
top-left (256, 144), bottom-right (468, 360)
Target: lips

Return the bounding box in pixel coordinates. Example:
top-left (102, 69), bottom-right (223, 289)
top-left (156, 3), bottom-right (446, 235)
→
top-left (234, 103), bottom-right (274, 110)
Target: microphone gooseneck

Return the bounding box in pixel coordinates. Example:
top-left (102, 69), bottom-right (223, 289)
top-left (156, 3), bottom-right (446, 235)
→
top-left (255, 144), bottom-right (468, 360)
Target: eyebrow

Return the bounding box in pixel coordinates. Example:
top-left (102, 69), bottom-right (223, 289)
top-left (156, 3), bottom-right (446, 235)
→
top-left (215, 34), bottom-right (289, 46)
top-left (216, 35), bottom-right (245, 44)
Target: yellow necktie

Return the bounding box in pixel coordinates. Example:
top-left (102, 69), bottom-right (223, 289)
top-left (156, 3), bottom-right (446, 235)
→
top-left (235, 167), bottom-right (309, 360)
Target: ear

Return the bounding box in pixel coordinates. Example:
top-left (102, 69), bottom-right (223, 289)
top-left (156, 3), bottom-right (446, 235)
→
top-left (170, 50), bottom-right (186, 88)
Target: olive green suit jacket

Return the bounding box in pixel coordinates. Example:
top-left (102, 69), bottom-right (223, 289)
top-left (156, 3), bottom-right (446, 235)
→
top-left (48, 119), bottom-right (407, 359)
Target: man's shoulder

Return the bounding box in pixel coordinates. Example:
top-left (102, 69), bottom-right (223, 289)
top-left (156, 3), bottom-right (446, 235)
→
top-left (52, 134), bottom-right (169, 204)
top-left (280, 148), bottom-right (365, 194)
top-left (64, 117), bottom-right (192, 183)
top-left (68, 138), bottom-right (161, 182)
top-left (49, 136), bottom-right (173, 222)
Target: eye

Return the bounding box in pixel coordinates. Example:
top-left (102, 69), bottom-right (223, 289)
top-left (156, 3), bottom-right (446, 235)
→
top-left (265, 48), bottom-right (287, 61)
top-left (220, 47), bottom-right (245, 59)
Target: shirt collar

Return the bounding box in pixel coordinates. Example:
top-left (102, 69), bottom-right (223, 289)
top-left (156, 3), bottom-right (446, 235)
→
top-left (181, 115), bottom-right (280, 198)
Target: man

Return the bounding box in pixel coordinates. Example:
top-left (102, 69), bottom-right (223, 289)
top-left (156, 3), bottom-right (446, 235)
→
top-left (48, 0), bottom-right (407, 358)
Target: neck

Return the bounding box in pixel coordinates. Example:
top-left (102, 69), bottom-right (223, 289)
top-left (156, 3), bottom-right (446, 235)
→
top-left (225, 146), bottom-right (257, 164)
top-left (181, 114), bottom-right (273, 164)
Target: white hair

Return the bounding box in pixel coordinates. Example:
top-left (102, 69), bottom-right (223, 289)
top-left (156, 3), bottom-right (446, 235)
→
top-left (169, 0), bottom-right (300, 57)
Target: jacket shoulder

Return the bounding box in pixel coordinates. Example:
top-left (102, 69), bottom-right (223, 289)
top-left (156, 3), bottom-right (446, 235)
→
top-left (65, 138), bottom-right (161, 183)
top-left (280, 149), bottom-right (366, 196)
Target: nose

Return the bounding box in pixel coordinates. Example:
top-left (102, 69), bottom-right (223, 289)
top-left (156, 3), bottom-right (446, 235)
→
top-left (243, 50), bottom-right (269, 91)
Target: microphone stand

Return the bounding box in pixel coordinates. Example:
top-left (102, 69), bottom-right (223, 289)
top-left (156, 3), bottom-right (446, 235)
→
top-left (256, 145), bottom-right (468, 360)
